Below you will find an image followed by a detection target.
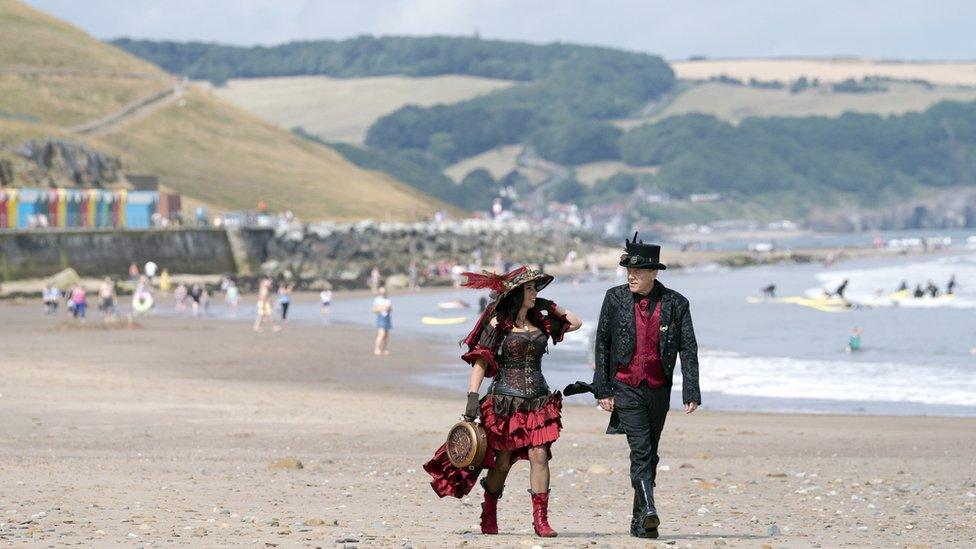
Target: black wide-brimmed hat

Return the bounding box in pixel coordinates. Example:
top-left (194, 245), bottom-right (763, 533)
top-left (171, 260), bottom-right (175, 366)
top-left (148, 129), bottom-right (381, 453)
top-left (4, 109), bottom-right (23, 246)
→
top-left (619, 232), bottom-right (667, 270)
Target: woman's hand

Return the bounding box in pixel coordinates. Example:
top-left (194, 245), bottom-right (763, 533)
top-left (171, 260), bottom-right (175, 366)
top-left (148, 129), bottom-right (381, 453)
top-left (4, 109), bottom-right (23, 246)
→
top-left (598, 397), bottom-right (614, 412)
top-left (463, 392), bottom-right (481, 421)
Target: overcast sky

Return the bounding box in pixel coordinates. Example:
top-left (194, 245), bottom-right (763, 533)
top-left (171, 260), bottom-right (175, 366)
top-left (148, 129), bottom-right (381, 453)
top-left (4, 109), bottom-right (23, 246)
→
top-left (24, 0), bottom-right (976, 60)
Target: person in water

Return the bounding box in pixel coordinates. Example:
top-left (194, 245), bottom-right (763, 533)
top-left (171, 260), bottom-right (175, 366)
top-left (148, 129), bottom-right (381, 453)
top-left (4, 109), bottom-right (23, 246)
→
top-left (897, 280), bottom-right (908, 292)
top-left (926, 280), bottom-right (939, 298)
top-left (913, 284), bottom-right (925, 298)
top-left (846, 326), bottom-right (863, 353)
top-left (946, 274), bottom-right (957, 295)
top-left (762, 284), bottom-right (776, 298)
top-left (423, 266), bottom-right (582, 538)
top-left (833, 279), bottom-right (849, 300)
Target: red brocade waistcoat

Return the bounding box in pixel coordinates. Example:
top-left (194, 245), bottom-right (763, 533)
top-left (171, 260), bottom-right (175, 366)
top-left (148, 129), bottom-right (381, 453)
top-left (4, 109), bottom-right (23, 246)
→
top-left (614, 294), bottom-right (667, 388)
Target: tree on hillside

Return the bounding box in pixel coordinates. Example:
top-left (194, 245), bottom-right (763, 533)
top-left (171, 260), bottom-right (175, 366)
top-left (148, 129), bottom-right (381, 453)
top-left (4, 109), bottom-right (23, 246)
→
top-left (530, 120), bottom-right (622, 165)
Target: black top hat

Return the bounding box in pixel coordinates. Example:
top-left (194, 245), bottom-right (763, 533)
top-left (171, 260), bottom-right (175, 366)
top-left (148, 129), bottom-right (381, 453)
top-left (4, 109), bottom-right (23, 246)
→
top-left (619, 232), bottom-right (667, 270)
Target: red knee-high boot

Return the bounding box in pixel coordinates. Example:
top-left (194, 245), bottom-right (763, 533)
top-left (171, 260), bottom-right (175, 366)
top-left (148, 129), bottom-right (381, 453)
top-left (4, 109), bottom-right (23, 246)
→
top-left (480, 478), bottom-right (501, 535)
top-left (531, 490), bottom-right (557, 537)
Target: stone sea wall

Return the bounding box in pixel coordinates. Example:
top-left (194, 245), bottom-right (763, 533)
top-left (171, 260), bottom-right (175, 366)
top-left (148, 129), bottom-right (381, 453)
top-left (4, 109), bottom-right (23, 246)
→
top-left (261, 219), bottom-right (602, 289)
top-left (0, 227), bottom-right (239, 280)
top-left (0, 221), bottom-right (599, 286)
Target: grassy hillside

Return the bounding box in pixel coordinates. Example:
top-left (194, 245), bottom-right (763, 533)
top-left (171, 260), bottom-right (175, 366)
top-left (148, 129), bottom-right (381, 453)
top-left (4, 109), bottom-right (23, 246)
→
top-left (0, 73), bottom-right (166, 126)
top-left (211, 74), bottom-right (516, 144)
top-left (101, 87), bottom-right (437, 219)
top-left (0, 1), bottom-right (158, 72)
top-left (0, 1), bottom-right (446, 220)
top-left (672, 58), bottom-right (976, 86)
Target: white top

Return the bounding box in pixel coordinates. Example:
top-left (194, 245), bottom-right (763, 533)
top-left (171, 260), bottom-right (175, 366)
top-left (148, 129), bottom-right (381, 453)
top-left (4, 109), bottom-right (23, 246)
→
top-left (320, 290), bottom-right (332, 304)
top-left (144, 261), bottom-right (158, 277)
top-left (373, 296), bottom-right (391, 317)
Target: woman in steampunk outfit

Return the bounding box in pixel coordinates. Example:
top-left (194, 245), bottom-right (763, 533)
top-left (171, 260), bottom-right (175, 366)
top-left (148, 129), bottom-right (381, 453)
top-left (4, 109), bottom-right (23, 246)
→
top-left (424, 266), bottom-right (582, 538)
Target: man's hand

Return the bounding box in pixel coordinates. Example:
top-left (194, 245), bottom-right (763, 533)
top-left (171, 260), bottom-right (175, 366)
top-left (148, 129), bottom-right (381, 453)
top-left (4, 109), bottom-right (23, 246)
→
top-left (684, 402), bottom-right (699, 414)
top-left (598, 397), bottom-right (614, 412)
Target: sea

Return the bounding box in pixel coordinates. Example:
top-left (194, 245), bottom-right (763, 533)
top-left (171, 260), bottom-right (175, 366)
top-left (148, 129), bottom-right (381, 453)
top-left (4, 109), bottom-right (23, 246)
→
top-left (293, 244), bottom-right (976, 418)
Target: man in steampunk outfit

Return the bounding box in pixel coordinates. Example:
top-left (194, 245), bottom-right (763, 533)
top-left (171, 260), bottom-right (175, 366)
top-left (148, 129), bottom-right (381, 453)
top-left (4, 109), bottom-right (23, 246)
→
top-left (567, 233), bottom-right (701, 538)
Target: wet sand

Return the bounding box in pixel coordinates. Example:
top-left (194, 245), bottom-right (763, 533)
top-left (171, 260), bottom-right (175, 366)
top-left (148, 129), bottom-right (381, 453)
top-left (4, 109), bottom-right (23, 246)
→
top-left (1, 302), bottom-right (974, 547)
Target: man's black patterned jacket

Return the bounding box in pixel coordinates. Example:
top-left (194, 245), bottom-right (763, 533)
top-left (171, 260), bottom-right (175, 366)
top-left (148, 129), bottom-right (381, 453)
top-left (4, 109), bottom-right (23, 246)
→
top-left (590, 281), bottom-right (701, 433)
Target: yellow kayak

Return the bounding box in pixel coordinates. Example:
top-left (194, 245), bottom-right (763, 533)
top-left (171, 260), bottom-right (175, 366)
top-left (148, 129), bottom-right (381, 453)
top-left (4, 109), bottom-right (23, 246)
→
top-left (747, 295), bottom-right (850, 313)
top-left (421, 316), bottom-right (468, 325)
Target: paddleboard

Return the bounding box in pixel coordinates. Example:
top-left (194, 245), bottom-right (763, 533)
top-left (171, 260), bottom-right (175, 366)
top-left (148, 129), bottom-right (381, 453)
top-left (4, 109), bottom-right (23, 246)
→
top-left (421, 316), bottom-right (468, 325)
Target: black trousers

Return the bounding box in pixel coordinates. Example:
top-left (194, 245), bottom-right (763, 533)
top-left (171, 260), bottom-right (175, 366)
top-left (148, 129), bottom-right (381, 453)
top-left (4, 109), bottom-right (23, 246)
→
top-left (613, 379), bottom-right (670, 484)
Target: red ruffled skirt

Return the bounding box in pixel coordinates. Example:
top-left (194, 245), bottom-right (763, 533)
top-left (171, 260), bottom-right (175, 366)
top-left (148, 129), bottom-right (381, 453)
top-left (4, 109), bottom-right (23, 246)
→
top-left (423, 392), bottom-right (562, 498)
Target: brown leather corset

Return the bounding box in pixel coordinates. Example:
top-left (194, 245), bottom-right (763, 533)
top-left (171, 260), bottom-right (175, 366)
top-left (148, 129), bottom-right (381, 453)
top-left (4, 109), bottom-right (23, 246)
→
top-left (489, 330), bottom-right (550, 399)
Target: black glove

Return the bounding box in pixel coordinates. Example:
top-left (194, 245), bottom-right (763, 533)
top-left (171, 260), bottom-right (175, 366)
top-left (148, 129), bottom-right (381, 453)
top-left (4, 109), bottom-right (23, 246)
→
top-left (534, 297), bottom-right (555, 312)
top-left (463, 392), bottom-right (480, 421)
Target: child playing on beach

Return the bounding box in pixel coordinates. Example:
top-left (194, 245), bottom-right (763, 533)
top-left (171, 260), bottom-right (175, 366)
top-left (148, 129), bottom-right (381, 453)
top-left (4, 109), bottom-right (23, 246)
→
top-left (70, 284), bottom-right (87, 319)
top-left (372, 286), bottom-right (392, 355)
top-left (319, 288), bottom-right (332, 318)
top-left (225, 280), bottom-right (240, 317)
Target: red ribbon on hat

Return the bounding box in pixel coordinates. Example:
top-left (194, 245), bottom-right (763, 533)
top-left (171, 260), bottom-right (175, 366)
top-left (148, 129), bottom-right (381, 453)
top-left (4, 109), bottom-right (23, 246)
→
top-left (459, 265), bottom-right (527, 294)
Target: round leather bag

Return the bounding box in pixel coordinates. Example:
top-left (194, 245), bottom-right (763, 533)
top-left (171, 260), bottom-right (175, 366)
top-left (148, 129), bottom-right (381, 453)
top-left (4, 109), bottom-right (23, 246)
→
top-left (446, 420), bottom-right (488, 469)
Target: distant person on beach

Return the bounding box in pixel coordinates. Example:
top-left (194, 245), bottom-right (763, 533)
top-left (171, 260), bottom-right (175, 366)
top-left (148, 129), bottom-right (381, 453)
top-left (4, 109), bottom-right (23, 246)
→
top-left (847, 326), bottom-right (864, 353)
top-left (370, 267), bottom-right (381, 294)
top-left (225, 280), bottom-right (240, 317)
top-left (372, 286), bottom-right (392, 355)
top-left (128, 261), bottom-right (139, 281)
top-left (319, 288), bottom-right (332, 317)
top-left (144, 261), bottom-right (158, 284)
top-left (423, 265), bottom-right (582, 538)
top-left (159, 269), bottom-right (171, 292)
top-left (946, 274), bottom-right (957, 295)
top-left (69, 284), bottom-right (87, 319)
top-left (563, 233), bottom-right (700, 539)
top-left (202, 287), bottom-right (211, 316)
top-left (277, 281), bottom-right (292, 321)
top-left (253, 278), bottom-right (279, 332)
top-left (174, 283), bottom-right (188, 312)
top-left (188, 283), bottom-right (203, 317)
top-left (762, 284), bottom-right (776, 298)
top-left (913, 284), bottom-right (925, 298)
top-left (408, 261), bottom-right (419, 291)
top-left (98, 277), bottom-right (116, 317)
top-left (42, 285), bottom-right (60, 314)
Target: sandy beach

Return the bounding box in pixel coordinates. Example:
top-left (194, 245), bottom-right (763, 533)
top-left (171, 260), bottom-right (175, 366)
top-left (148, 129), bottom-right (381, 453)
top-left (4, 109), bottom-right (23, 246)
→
top-left (1, 299), bottom-right (975, 548)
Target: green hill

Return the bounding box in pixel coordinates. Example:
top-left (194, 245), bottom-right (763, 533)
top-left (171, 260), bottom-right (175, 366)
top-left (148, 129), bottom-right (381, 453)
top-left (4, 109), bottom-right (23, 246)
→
top-left (0, 1), bottom-right (445, 220)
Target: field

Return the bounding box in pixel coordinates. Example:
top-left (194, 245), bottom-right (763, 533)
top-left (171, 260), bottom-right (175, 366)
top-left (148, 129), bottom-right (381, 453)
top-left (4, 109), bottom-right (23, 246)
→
top-left (210, 74), bottom-right (517, 144)
top-left (671, 58), bottom-right (976, 86)
top-left (615, 80), bottom-right (976, 128)
top-left (575, 161), bottom-right (660, 185)
top-left (0, 1), bottom-right (447, 220)
top-left (444, 144), bottom-right (523, 182)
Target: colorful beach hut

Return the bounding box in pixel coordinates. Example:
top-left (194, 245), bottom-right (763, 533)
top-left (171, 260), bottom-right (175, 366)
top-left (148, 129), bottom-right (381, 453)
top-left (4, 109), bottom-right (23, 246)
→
top-left (0, 189), bottom-right (9, 228)
top-left (124, 190), bottom-right (157, 228)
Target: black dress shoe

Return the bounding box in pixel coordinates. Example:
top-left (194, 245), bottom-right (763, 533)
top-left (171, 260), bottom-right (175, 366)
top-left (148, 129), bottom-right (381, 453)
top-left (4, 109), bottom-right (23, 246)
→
top-left (630, 520), bottom-right (659, 538)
